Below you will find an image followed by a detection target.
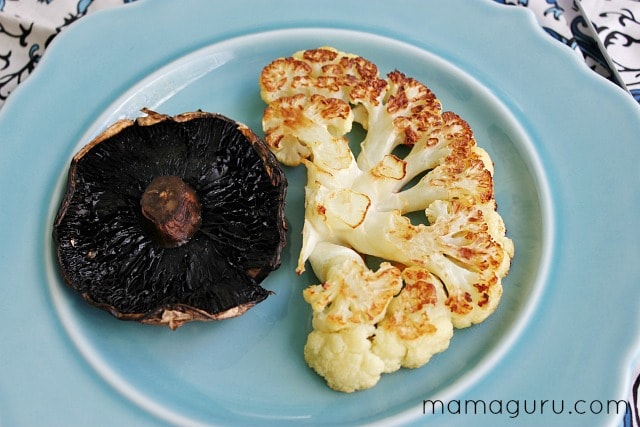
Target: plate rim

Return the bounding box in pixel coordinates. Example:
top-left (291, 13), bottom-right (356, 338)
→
top-left (43, 26), bottom-right (557, 427)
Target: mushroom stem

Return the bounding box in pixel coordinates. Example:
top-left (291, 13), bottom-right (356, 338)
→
top-left (141, 175), bottom-right (202, 247)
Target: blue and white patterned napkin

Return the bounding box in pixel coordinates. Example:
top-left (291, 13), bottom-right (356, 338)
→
top-left (499, 0), bottom-right (640, 102)
top-left (0, 0), bottom-right (135, 107)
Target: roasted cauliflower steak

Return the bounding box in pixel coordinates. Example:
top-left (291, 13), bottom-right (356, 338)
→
top-left (260, 47), bottom-right (514, 392)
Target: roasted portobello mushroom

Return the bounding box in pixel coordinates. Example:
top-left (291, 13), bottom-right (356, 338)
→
top-left (53, 110), bottom-right (287, 329)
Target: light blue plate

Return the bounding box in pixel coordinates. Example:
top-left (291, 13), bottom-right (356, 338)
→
top-left (1, 1), bottom-right (639, 426)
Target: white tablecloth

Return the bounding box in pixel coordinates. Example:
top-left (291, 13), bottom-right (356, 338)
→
top-left (1, 0), bottom-right (638, 426)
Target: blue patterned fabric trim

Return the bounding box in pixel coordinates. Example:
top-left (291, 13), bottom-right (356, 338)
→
top-left (0, 0), bottom-right (135, 106)
top-left (497, 0), bottom-right (639, 102)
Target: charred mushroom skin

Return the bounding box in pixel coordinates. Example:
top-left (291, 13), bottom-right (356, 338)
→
top-left (53, 110), bottom-right (287, 329)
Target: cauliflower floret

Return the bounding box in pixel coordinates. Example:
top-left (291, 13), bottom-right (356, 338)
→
top-left (416, 199), bottom-right (507, 328)
top-left (304, 324), bottom-right (384, 393)
top-left (260, 46), bottom-right (386, 106)
top-left (354, 69), bottom-right (443, 171)
top-left (374, 112), bottom-right (495, 213)
top-left (260, 47), bottom-right (514, 392)
top-left (372, 267), bottom-right (453, 372)
top-left (262, 93), bottom-right (354, 167)
top-left (304, 242), bottom-right (402, 332)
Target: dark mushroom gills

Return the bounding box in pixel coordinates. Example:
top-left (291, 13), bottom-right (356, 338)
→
top-left (53, 110), bottom-right (287, 329)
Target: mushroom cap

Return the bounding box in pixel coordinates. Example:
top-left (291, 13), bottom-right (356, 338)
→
top-left (53, 110), bottom-right (287, 329)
